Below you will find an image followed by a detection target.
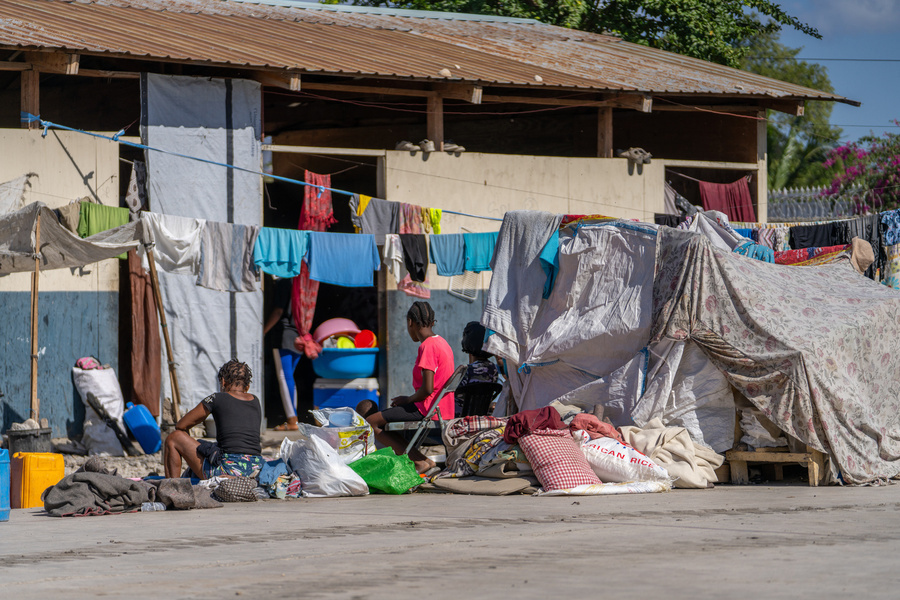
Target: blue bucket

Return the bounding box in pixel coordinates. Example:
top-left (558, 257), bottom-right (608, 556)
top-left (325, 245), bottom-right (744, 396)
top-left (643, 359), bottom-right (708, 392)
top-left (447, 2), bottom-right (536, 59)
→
top-left (123, 402), bottom-right (163, 454)
top-left (312, 348), bottom-right (379, 379)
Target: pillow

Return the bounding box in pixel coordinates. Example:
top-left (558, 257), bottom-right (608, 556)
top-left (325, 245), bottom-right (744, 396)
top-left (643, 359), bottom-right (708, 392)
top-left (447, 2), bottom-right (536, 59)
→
top-left (518, 428), bottom-right (601, 491)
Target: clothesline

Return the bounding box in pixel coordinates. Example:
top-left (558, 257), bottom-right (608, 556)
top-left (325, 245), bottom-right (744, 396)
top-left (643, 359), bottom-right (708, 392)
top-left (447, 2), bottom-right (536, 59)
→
top-left (22, 113), bottom-right (508, 223)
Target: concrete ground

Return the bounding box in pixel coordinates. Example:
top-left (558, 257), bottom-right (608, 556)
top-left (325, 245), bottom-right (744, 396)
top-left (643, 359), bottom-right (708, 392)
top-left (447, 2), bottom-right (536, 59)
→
top-left (2, 483), bottom-right (899, 599)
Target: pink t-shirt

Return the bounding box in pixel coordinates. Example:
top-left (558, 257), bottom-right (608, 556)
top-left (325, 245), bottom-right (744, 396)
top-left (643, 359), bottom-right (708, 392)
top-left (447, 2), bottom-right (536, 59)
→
top-left (412, 335), bottom-right (456, 420)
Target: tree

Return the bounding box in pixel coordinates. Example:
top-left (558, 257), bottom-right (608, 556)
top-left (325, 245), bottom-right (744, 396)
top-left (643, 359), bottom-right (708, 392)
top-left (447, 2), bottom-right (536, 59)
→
top-left (342, 0), bottom-right (820, 69)
top-left (823, 126), bottom-right (900, 213)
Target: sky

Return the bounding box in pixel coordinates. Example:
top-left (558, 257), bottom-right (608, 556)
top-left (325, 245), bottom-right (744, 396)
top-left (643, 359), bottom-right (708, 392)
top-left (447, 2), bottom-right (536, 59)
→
top-left (777, 0), bottom-right (900, 144)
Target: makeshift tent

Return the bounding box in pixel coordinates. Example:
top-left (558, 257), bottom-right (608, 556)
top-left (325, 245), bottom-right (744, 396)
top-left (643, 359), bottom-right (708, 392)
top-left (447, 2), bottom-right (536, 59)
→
top-left (484, 211), bottom-right (900, 485)
top-left (0, 201), bottom-right (141, 420)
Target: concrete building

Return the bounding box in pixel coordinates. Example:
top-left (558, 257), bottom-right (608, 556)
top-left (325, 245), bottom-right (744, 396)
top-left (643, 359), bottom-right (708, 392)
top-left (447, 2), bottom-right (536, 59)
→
top-left (0, 0), bottom-right (853, 434)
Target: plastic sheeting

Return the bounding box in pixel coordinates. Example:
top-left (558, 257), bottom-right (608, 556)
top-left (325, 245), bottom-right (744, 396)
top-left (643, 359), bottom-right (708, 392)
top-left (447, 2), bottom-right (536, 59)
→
top-left (0, 201), bottom-right (140, 274)
top-left (653, 226), bottom-right (900, 484)
top-left (142, 73), bottom-right (263, 417)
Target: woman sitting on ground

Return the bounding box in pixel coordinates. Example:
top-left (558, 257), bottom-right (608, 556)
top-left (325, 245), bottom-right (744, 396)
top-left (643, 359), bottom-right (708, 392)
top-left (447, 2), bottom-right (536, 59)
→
top-left (164, 359), bottom-right (265, 479)
top-left (356, 301), bottom-right (457, 474)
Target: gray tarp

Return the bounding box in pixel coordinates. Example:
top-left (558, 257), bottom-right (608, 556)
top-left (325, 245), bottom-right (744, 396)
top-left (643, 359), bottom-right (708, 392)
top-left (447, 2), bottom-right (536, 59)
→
top-left (0, 201), bottom-right (140, 274)
top-left (142, 73), bottom-right (263, 415)
top-left (653, 227), bottom-right (900, 484)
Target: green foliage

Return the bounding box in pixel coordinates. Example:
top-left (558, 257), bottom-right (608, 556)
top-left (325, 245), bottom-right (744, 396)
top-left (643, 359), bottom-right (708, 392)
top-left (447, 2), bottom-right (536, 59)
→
top-left (824, 126), bottom-right (900, 213)
top-left (345, 0), bottom-right (820, 69)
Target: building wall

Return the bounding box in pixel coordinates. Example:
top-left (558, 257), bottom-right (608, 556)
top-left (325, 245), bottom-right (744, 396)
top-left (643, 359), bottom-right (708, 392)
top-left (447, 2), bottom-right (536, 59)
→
top-left (380, 151), bottom-right (665, 402)
top-left (0, 129), bottom-right (120, 437)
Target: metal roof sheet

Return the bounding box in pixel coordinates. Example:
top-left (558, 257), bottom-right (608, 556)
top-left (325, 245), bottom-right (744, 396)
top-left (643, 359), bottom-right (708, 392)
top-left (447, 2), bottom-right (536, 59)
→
top-left (0, 0), bottom-right (855, 104)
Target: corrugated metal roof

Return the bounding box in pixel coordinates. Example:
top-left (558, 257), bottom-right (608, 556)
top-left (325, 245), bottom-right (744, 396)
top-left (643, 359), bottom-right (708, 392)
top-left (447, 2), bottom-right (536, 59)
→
top-left (0, 0), bottom-right (855, 104)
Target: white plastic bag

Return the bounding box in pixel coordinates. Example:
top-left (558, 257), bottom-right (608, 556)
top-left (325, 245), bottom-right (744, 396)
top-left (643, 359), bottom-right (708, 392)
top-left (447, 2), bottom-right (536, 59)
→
top-left (302, 408), bottom-right (375, 464)
top-left (574, 430), bottom-right (669, 483)
top-left (279, 435), bottom-right (368, 498)
top-left (536, 481), bottom-right (671, 496)
top-left (72, 367), bottom-right (126, 456)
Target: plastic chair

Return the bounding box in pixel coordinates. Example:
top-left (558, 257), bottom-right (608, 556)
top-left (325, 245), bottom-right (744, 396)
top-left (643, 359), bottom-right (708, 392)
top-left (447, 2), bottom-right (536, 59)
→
top-left (455, 381), bottom-right (503, 417)
top-left (385, 364), bottom-right (467, 455)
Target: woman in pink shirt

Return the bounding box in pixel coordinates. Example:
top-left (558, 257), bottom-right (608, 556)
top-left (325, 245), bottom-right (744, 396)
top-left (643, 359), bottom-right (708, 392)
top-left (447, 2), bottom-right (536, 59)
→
top-left (357, 301), bottom-right (456, 474)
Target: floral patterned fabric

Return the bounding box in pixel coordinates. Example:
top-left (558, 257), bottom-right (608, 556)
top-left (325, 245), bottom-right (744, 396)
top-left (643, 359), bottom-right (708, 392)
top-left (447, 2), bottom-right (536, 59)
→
top-left (652, 227), bottom-right (900, 484)
top-left (881, 210), bottom-right (900, 246)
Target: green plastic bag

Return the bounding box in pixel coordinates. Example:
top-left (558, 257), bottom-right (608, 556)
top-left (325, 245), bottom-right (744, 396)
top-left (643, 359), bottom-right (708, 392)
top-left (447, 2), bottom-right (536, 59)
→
top-left (348, 447), bottom-right (423, 494)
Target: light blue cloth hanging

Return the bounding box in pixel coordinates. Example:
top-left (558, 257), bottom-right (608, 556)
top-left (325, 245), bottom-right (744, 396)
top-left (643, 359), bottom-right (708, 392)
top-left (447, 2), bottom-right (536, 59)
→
top-left (733, 240), bottom-right (774, 263)
top-left (538, 232), bottom-right (560, 299)
top-left (252, 227), bottom-right (309, 278)
top-left (307, 232), bottom-right (380, 287)
top-left (429, 233), bottom-right (465, 276)
top-left (463, 231), bottom-right (499, 273)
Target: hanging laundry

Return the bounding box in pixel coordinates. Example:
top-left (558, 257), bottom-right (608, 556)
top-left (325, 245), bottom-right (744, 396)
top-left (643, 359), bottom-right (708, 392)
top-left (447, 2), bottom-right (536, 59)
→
top-left (124, 160), bottom-right (148, 214)
top-left (539, 231), bottom-right (561, 298)
top-left (662, 182), bottom-right (682, 216)
top-left (349, 194), bottom-right (398, 243)
top-left (463, 231), bottom-right (499, 273)
top-left (292, 171), bottom-right (337, 347)
top-left (55, 200), bottom-right (82, 234)
top-left (882, 243), bottom-right (900, 290)
top-left (427, 208), bottom-right (442, 234)
top-left (429, 233), bottom-right (465, 277)
top-left (698, 178), bottom-right (756, 222)
top-left (789, 222), bottom-right (842, 250)
top-left (847, 214), bottom-right (884, 279)
top-left (382, 234), bottom-right (404, 282)
top-left (197, 221), bottom-right (260, 292)
top-left (881, 209), bottom-right (900, 246)
top-left (774, 228), bottom-right (790, 252)
top-left (78, 202), bottom-right (132, 259)
top-left (125, 249), bottom-right (161, 417)
top-left (139, 212), bottom-right (205, 275)
top-left (397, 273), bottom-right (431, 299)
top-left (307, 232), bottom-right (379, 287)
top-left (399, 202), bottom-right (424, 234)
top-left (420, 207), bottom-right (432, 234)
top-left (252, 227), bottom-right (309, 279)
top-left (733, 228), bottom-right (754, 239)
top-left (399, 234), bottom-right (428, 282)
top-left (654, 214), bottom-right (684, 228)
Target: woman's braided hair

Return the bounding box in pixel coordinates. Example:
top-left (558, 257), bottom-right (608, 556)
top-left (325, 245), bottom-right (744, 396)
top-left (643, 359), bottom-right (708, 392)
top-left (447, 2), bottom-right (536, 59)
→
top-left (218, 359), bottom-right (252, 390)
top-left (407, 301), bottom-right (436, 328)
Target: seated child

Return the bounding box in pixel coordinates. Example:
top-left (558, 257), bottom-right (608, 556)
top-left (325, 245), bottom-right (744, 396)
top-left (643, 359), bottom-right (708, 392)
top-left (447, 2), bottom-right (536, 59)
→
top-left (456, 321), bottom-right (500, 417)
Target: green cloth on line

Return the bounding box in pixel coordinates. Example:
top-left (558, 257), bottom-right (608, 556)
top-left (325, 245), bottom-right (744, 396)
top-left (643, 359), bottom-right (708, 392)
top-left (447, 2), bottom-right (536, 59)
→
top-left (77, 203), bottom-right (131, 259)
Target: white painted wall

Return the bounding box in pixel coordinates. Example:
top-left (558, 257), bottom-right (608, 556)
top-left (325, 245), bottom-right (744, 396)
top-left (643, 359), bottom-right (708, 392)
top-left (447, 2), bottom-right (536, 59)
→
top-left (0, 129), bottom-right (121, 293)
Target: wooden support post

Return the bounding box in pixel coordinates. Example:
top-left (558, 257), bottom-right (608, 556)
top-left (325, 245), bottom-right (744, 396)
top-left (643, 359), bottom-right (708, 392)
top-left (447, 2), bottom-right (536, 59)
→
top-left (30, 211), bottom-right (41, 420)
top-left (756, 110), bottom-right (768, 221)
top-left (21, 70), bottom-right (39, 129)
top-left (730, 458), bottom-right (749, 484)
top-left (807, 446), bottom-right (825, 487)
top-left (146, 247), bottom-right (183, 423)
top-left (597, 107), bottom-right (613, 158)
top-left (427, 94), bottom-right (444, 150)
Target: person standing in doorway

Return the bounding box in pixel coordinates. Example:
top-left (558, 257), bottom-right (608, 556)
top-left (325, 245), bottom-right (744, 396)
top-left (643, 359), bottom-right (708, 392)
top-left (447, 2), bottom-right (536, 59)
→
top-left (264, 276), bottom-right (303, 430)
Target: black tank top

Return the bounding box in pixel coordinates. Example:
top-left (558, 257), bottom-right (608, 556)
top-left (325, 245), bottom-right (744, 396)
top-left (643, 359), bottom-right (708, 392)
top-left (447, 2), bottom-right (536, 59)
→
top-left (201, 392), bottom-right (262, 455)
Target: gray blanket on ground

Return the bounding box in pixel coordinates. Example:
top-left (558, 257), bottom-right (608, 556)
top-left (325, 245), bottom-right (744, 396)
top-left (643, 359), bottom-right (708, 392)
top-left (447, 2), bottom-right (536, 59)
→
top-left (43, 473), bottom-right (222, 516)
top-left (43, 472), bottom-right (151, 517)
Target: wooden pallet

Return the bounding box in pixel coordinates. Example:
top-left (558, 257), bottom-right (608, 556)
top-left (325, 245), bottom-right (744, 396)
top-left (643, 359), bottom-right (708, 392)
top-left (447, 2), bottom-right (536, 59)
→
top-left (725, 446), bottom-right (826, 486)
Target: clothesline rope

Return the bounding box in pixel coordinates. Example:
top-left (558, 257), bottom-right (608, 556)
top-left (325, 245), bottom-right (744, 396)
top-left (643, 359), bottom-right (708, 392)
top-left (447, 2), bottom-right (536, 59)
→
top-left (21, 112), bottom-right (506, 223)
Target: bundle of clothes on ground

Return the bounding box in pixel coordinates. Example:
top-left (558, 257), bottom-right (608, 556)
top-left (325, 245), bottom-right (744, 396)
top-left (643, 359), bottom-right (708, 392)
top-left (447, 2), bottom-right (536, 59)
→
top-left (420, 403), bottom-right (723, 496)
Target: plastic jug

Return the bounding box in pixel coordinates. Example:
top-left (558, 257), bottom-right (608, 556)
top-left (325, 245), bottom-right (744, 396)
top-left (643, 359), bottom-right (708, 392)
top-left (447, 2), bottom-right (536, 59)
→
top-left (0, 449), bottom-right (10, 522)
top-left (123, 402), bottom-right (162, 454)
top-left (11, 452), bottom-right (64, 509)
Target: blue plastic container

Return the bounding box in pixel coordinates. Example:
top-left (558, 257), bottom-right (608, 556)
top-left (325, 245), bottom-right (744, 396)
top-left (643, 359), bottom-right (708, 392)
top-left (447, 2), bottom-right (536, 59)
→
top-left (313, 378), bottom-right (379, 410)
top-left (0, 449), bottom-right (10, 522)
top-left (312, 348), bottom-right (379, 379)
top-left (123, 402), bottom-right (162, 454)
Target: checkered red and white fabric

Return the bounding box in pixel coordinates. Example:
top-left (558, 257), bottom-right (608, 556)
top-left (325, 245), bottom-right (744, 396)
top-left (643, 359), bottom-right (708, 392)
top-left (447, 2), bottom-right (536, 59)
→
top-left (519, 428), bottom-right (602, 491)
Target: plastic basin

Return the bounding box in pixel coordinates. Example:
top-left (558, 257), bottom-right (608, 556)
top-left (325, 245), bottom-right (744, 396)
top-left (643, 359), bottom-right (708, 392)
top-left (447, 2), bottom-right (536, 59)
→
top-left (312, 348), bottom-right (378, 379)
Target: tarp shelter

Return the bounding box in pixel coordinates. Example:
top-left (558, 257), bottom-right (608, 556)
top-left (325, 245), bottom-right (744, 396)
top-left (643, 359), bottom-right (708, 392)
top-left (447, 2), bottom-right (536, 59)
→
top-left (485, 211), bottom-right (900, 485)
top-left (0, 201), bottom-right (140, 420)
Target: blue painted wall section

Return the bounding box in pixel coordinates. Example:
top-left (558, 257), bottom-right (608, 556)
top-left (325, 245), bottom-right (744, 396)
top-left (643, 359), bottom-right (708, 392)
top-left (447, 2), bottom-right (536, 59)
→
top-left (0, 291), bottom-right (119, 437)
top-left (385, 289), bottom-right (486, 406)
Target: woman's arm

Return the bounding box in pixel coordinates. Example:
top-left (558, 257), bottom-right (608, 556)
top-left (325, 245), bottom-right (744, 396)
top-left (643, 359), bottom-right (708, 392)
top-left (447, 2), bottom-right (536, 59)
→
top-left (392, 369), bottom-right (434, 406)
top-left (175, 402), bottom-right (211, 433)
top-left (263, 307), bottom-right (284, 336)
